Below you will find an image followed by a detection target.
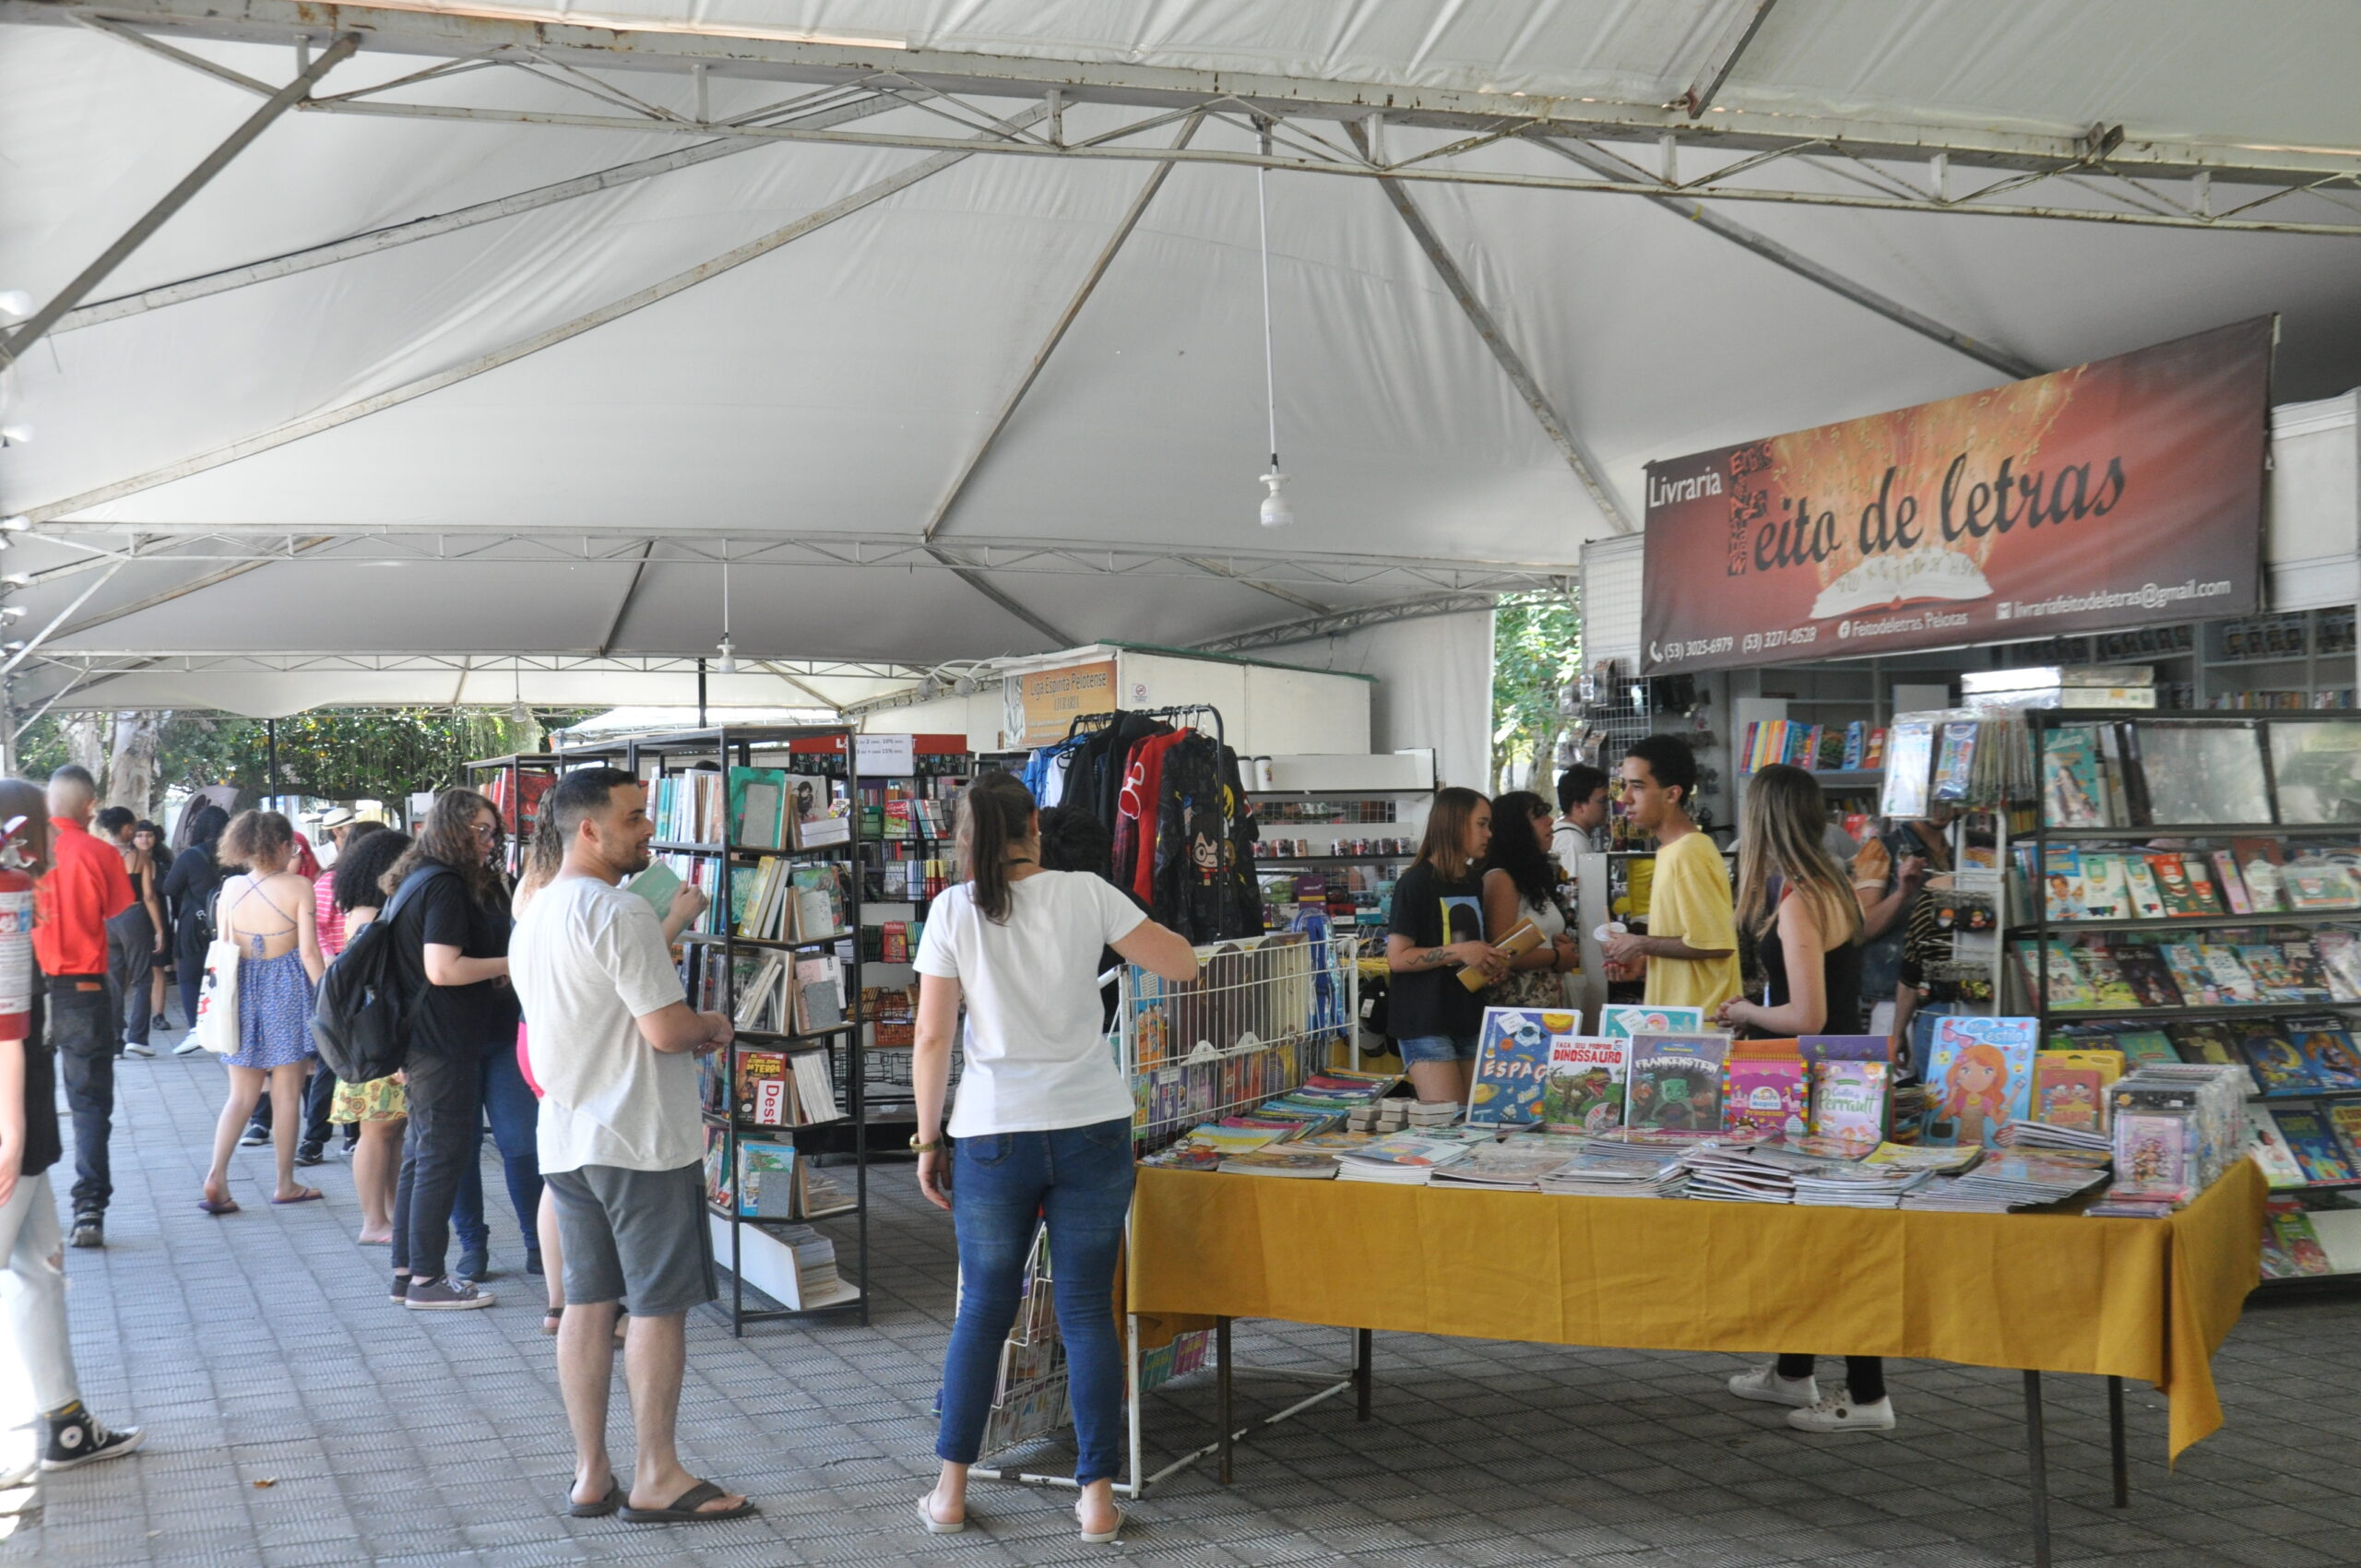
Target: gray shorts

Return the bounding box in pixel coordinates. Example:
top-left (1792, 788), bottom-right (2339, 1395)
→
top-left (544, 1161), bottom-right (716, 1318)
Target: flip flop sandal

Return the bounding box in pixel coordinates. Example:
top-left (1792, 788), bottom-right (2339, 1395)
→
top-left (542, 1305), bottom-right (564, 1336)
top-left (619, 1479), bottom-right (756, 1524)
top-left (917, 1493), bottom-right (967, 1534)
top-left (196, 1198), bottom-right (241, 1216)
top-left (270, 1189), bottom-right (325, 1206)
top-left (567, 1480), bottom-right (623, 1519)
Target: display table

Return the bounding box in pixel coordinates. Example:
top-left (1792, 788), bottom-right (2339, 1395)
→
top-left (1131, 1159), bottom-right (2262, 1562)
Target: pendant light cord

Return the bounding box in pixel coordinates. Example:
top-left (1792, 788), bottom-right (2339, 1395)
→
top-left (1257, 122), bottom-right (1278, 472)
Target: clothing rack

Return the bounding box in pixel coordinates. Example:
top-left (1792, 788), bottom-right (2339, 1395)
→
top-left (1062, 705), bottom-right (1227, 746)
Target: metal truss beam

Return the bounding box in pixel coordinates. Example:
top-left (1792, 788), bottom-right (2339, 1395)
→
top-left (21, 527), bottom-right (1574, 597)
top-left (13, 0), bottom-right (2357, 190)
top-left (1538, 138), bottom-right (2043, 380)
top-left (924, 113), bottom-right (1201, 543)
top-left (1677, 0), bottom-right (1781, 118)
top-left (55, 89), bottom-right (907, 335)
top-left (16, 650), bottom-right (927, 680)
top-left (928, 550), bottom-right (1075, 648)
top-left (0, 30), bottom-right (358, 365)
top-left (1352, 123), bottom-right (1633, 534)
top-left (1190, 589), bottom-right (1519, 655)
top-left (22, 106), bottom-right (1046, 525)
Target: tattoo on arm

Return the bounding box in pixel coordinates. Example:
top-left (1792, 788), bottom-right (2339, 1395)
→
top-left (1421, 948), bottom-right (1445, 968)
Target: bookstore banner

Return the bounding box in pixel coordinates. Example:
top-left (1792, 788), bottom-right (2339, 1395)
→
top-left (1638, 318), bottom-right (2272, 674)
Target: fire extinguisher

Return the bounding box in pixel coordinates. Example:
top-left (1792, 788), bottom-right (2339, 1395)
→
top-left (0, 814), bottom-right (34, 1043)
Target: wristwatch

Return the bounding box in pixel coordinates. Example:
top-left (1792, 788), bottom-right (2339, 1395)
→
top-left (909, 1134), bottom-right (941, 1153)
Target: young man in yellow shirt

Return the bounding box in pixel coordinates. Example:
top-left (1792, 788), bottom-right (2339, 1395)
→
top-left (1601, 735), bottom-right (1738, 1015)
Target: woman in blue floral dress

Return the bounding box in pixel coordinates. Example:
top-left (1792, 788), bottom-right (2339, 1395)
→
top-left (198, 811), bottom-right (327, 1213)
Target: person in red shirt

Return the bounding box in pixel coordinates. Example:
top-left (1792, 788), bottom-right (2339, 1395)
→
top-left (33, 766), bottom-right (136, 1250)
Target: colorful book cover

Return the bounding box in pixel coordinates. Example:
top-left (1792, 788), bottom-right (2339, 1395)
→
top-left (2013, 940), bottom-right (2095, 1008)
top-left (2041, 724), bottom-right (2110, 827)
top-left (2107, 946), bottom-right (2184, 1008)
top-left (2157, 944), bottom-right (2222, 1005)
top-left (1881, 719), bottom-right (1936, 819)
top-left (1723, 1056), bottom-right (1809, 1139)
top-left (735, 1138), bottom-right (800, 1219)
top-left (2328, 1103), bottom-right (2361, 1170)
top-left (2032, 1051), bottom-right (2117, 1134)
top-left (2272, 1108), bottom-right (2357, 1183)
top-left (734, 1050), bottom-right (792, 1124)
top-left (1920, 1016), bottom-right (2038, 1148)
top-left (2072, 948), bottom-right (2141, 1010)
top-left (2112, 1111), bottom-right (2194, 1201)
top-left (2210, 849), bottom-right (2253, 915)
top-left (1796, 1035), bottom-right (1893, 1064)
top-left (2265, 1200), bottom-right (2334, 1277)
top-left (2040, 846), bottom-right (2086, 922)
top-left (2292, 1027), bottom-right (2361, 1090)
top-left (2080, 853), bottom-right (2134, 920)
top-left (2166, 1020), bottom-right (2240, 1065)
top-left (1599, 1004), bottom-right (1705, 1040)
top-left (2239, 1027), bottom-right (2322, 1094)
top-left (1468, 1007), bottom-right (1575, 1125)
top-left (1932, 723), bottom-right (1978, 802)
top-left (1539, 1035), bottom-right (1631, 1133)
top-left (2232, 837), bottom-right (2287, 913)
top-left (2283, 851), bottom-right (2361, 911)
top-left (2281, 941), bottom-right (2336, 1002)
top-left (2315, 930), bottom-right (2361, 1002)
top-left (1809, 1060), bottom-right (1889, 1152)
top-left (1624, 1032), bottom-right (1731, 1133)
top-left (2233, 944), bottom-right (2305, 1004)
top-left (2197, 944), bottom-right (2263, 1004)
top-left (2117, 854), bottom-right (2165, 921)
top-left (2248, 1109), bottom-right (2308, 1187)
top-left (2112, 1029), bottom-right (2179, 1067)
top-left (2144, 853), bottom-right (2219, 918)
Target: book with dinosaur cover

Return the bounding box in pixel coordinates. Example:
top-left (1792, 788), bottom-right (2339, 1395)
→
top-left (1538, 1035), bottom-right (1631, 1134)
top-left (1623, 1032), bottom-right (1731, 1134)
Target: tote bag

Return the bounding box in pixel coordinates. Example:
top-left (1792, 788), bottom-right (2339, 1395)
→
top-left (194, 920), bottom-right (243, 1053)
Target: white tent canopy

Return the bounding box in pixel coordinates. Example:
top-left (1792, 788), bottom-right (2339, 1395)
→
top-left (3, 0), bottom-right (2357, 719)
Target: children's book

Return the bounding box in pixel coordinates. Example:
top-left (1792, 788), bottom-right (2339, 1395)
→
top-left (2328, 1103), bottom-right (2361, 1170)
top-left (2157, 944), bottom-right (2222, 1005)
top-left (2247, 1108), bottom-right (2308, 1187)
top-left (1932, 723), bottom-right (1978, 802)
top-left (1724, 1054), bottom-right (1809, 1139)
top-left (2210, 849), bottom-right (2253, 914)
top-left (2315, 930), bottom-right (2361, 1002)
top-left (1538, 1035), bottom-right (1631, 1134)
top-left (2116, 855), bottom-right (2166, 921)
top-left (2166, 1020), bottom-right (2241, 1065)
top-left (1467, 1007), bottom-right (1575, 1125)
top-left (2111, 1029), bottom-right (2179, 1068)
top-left (2107, 946), bottom-right (2183, 1008)
top-left (2112, 1110), bottom-right (2195, 1201)
top-left (1599, 1004), bottom-right (1704, 1040)
top-left (2264, 1199), bottom-right (2334, 1277)
top-left (2041, 724), bottom-right (2110, 826)
top-left (2232, 837), bottom-right (2287, 913)
top-left (734, 1138), bottom-right (800, 1219)
top-left (2292, 1027), bottom-right (2361, 1090)
top-left (2078, 853), bottom-right (2134, 920)
top-left (2197, 944), bottom-right (2263, 1004)
top-left (2281, 940), bottom-right (2335, 1002)
top-left (1623, 1032), bottom-right (1731, 1133)
top-left (2011, 940), bottom-right (2092, 1008)
top-left (1809, 1060), bottom-right (1889, 1152)
top-left (2143, 852), bottom-right (2220, 918)
top-left (2040, 846), bottom-right (2086, 921)
top-left (2285, 851), bottom-right (2361, 911)
top-left (2032, 1051), bottom-right (2119, 1134)
top-left (2272, 1108), bottom-right (2356, 1183)
top-left (2072, 948), bottom-right (2141, 1010)
top-left (2234, 944), bottom-right (2305, 1004)
top-left (2236, 1028), bottom-right (2320, 1094)
top-left (1920, 1016), bottom-right (2038, 1148)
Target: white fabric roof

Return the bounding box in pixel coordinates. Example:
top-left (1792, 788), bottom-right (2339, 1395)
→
top-left (2, 0), bottom-right (2357, 716)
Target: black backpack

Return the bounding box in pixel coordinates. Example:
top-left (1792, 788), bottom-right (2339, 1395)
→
top-left (311, 866), bottom-right (445, 1084)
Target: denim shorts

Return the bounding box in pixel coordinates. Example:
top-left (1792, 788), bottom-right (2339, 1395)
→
top-left (1397, 1033), bottom-right (1479, 1065)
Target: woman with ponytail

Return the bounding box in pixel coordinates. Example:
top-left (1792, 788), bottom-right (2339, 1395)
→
top-left (909, 772), bottom-right (1197, 1543)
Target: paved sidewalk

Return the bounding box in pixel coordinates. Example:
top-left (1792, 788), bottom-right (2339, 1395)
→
top-left (6, 1050), bottom-right (2360, 1567)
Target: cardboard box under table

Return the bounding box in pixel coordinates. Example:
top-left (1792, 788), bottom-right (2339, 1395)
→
top-left (1130, 1160), bottom-right (2263, 1566)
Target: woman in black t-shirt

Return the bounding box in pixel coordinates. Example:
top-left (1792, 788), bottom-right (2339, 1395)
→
top-left (1384, 787), bottom-right (1507, 1104)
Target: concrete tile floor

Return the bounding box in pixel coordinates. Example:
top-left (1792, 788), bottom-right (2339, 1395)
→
top-left (5, 1051), bottom-right (2358, 1566)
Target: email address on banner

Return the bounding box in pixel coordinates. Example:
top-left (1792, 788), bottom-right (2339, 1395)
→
top-left (1995, 579), bottom-right (2235, 620)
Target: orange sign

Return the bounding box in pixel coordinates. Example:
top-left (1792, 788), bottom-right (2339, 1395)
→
top-left (1014, 660), bottom-right (1117, 746)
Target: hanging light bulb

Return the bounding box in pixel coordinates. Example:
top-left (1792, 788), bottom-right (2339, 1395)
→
top-left (1252, 123), bottom-right (1292, 529)
top-left (717, 636), bottom-right (738, 677)
top-left (508, 663), bottom-right (530, 726)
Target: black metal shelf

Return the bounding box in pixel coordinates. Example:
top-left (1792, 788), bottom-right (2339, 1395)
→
top-left (2008, 910), bottom-right (2360, 935)
top-left (2045, 1001), bottom-right (2361, 1021)
top-left (1247, 788), bottom-right (1432, 799)
top-left (1253, 853), bottom-right (1412, 866)
top-left (2034, 824), bottom-right (2361, 842)
top-left (2269, 1178), bottom-right (2361, 1194)
top-left (2252, 1087), bottom-right (2361, 1101)
top-left (651, 840), bottom-right (856, 858)
top-left (682, 931), bottom-right (855, 953)
top-left (701, 1111), bottom-right (853, 1133)
top-left (734, 1023), bottom-right (858, 1049)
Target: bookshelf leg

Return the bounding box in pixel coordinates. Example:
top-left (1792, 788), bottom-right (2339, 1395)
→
top-left (2022, 1371), bottom-right (2052, 1568)
top-left (2107, 1375), bottom-right (2129, 1508)
top-left (1216, 1316), bottom-right (1233, 1486)
top-left (1354, 1329), bottom-right (1372, 1421)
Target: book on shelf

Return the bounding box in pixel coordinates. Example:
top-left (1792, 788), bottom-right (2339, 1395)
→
top-left (652, 768), bottom-right (727, 845)
top-left (2041, 724), bottom-right (2111, 826)
top-left (2157, 944), bottom-right (2220, 1004)
top-left (2330, 1103), bottom-right (2361, 1170)
top-left (2284, 850), bottom-right (2361, 911)
top-left (1467, 1005), bottom-right (1573, 1124)
top-left (2166, 1019), bottom-right (2241, 1065)
top-left (2012, 940), bottom-right (2095, 1009)
top-left (2039, 846), bottom-right (2086, 921)
top-left (2272, 1108), bottom-right (2357, 1183)
top-left (1537, 1035), bottom-right (1631, 1134)
top-left (2247, 1108), bottom-right (2309, 1187)
top-left (1623, 1032), bottom-right (1731, 1134)
top-left (2231, 838), bottom-right (2288, 912)
top-left (2107, 945), bottom-right (2184, 1008)
top-left (2210, 849), bottom-right (2253, 914)
top-left (732, 1137), bottom-right (801, 1220)
top-left (2308, 1026), bottom-right (2361, 1091)
top-left (2238, 1027), bottom-right (2322, 1094)
top-left (728, 766), bottom-right (791, 850)
top-left (2084, 853), bottom-right (2138, 920)
top-left (2072, 948), bottom-right (2141, 1010)
top-left (794, 956), bottom-right (846, 1033)
top-left (2261, 1197), bottom-right (2335, 1278)
top-left (2146, 852), bottom-right (2221, 918)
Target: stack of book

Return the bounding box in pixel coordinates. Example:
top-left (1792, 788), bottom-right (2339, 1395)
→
top-left (1536, 1144), bottom-right (1690, 1198)
top-left (1790, 1163), bottom-right (1928, 1208)
top-left (1680, 1143), bottom-right (1816, 1204)
top-left (1216, 1147), bottom-right (1343, 1179)
top-left (1997, 1118), bottom-right (2111, 1155)
top-left (1429, 1134), bottom-right (1591, 1190)
top-left (1334, 1133), bottom-right (1477, 1184)
top-left (1902, 1155), bottom-right (2109, 1212)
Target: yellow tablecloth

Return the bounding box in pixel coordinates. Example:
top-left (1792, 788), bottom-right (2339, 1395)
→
top-left (1130, 1158), bottom-right (2262, 1459)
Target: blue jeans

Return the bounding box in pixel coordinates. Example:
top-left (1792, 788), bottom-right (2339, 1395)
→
top-left (937, 1118), bottom-right (1133, 1483)
top-left (446, 1043), bottom-right (541, 1255)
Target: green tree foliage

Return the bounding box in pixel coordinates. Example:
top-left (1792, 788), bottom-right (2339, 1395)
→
top-left (1490, 589), bottom-right (1582, 793)
top-left (18, 708), bottom-right (582, 814)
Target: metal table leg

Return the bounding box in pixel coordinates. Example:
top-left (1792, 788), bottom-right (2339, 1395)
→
top-left (2023, 1371), bottom-right (2051, 1568)
top-left (1216, 1316), bottom-right (1233, 1485)
top-left (2108, 1374), bottom-right (2129, 1508)
top-left (1355, 1328), bottom-right (1373, 1421)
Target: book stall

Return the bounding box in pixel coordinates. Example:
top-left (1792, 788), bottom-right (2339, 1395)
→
top-left (1123, 994), bottom-right (2263, 1566)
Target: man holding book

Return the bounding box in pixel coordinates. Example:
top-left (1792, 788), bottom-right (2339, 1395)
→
top-left (1601, 737), bottom-right (1738, 1015)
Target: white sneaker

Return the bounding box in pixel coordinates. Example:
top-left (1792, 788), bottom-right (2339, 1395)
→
top-left (1727, 1364), bottom-right (1819, 1408)
top-left (124, 1041), bottom-right (155, 1057)
top-left (172, 1035), bottom-right (206, 1056)
top-left (1787, 1384), bottom-right (1895, 1432)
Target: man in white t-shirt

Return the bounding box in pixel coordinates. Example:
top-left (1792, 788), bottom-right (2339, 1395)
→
top-left (508, 767), bottom-right (753, 1525)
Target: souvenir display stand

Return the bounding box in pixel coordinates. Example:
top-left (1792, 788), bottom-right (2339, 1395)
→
top-left (2021, 707), bottom-right (2361, 1287)
top-left (563, 724), bottom-right (872, 1332)
top-left (1247, 752), bottom-right (1434, 936)
top-left (1128, 1159), bottom-right (2263, 1568)
top-left (965, 925), bottom-right (1362, 1498)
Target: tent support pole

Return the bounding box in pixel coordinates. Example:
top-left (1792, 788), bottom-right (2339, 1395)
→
top-left (928, 552), bottom-right (1075, 648)
top-left (596, 543), bottom-right (655, 658)
top-left (0, 33), bottom-right (360, 366)
top-left (18, 106), bottom-right (1050, 526)
top-left (1348, 124), bottom-right (1634, 535)
top-left (1536, 138), bottom-right (2043, 381)
top-left (924, 113), bottom-right (1204, 543)
top-left (1679, 0), bottom-right (1782, 118)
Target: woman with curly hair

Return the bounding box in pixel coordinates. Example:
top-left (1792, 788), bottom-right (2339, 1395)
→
top-left (1479, 790), bottom-right (1581, 1010)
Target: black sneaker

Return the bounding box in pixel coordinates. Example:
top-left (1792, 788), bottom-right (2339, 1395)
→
top-left (150, 1013), bottom-right (170, 1032)
top-left (238, 1124), bottom-right (267, 1147)
top-left (526, 1249), bottom-right (545, 1277)
top-left (68, 1215), bottom-right (102, 1250)
top-left (39, 1404), bottom-right (145, 1471)
top-left (390, 1271), bottom-right (412, 1303)
top-left (404, 1277), bottom-right (494, 1311)
top-left (294, 1145), bottom-right (326, 1168)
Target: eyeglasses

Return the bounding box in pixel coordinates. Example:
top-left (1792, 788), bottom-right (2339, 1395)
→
top-left (469, 821), bottom-right (500, 840)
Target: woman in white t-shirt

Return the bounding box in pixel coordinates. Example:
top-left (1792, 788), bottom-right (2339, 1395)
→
top-left (910, 772), bottom-right (1196, 1544)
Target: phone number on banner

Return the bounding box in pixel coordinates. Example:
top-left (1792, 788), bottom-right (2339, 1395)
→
top-left (1741, 626), bottom-right (1819, 655)
top-left (1646, 636), bottom-right (1736, 666)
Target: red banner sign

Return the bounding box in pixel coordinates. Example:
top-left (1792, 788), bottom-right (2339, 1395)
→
top-left (1638, 318), bottom-right (2271, 673)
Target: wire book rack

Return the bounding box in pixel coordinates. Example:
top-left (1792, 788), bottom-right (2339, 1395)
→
top-left (967, 923), bottom-right (1362, 1497)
